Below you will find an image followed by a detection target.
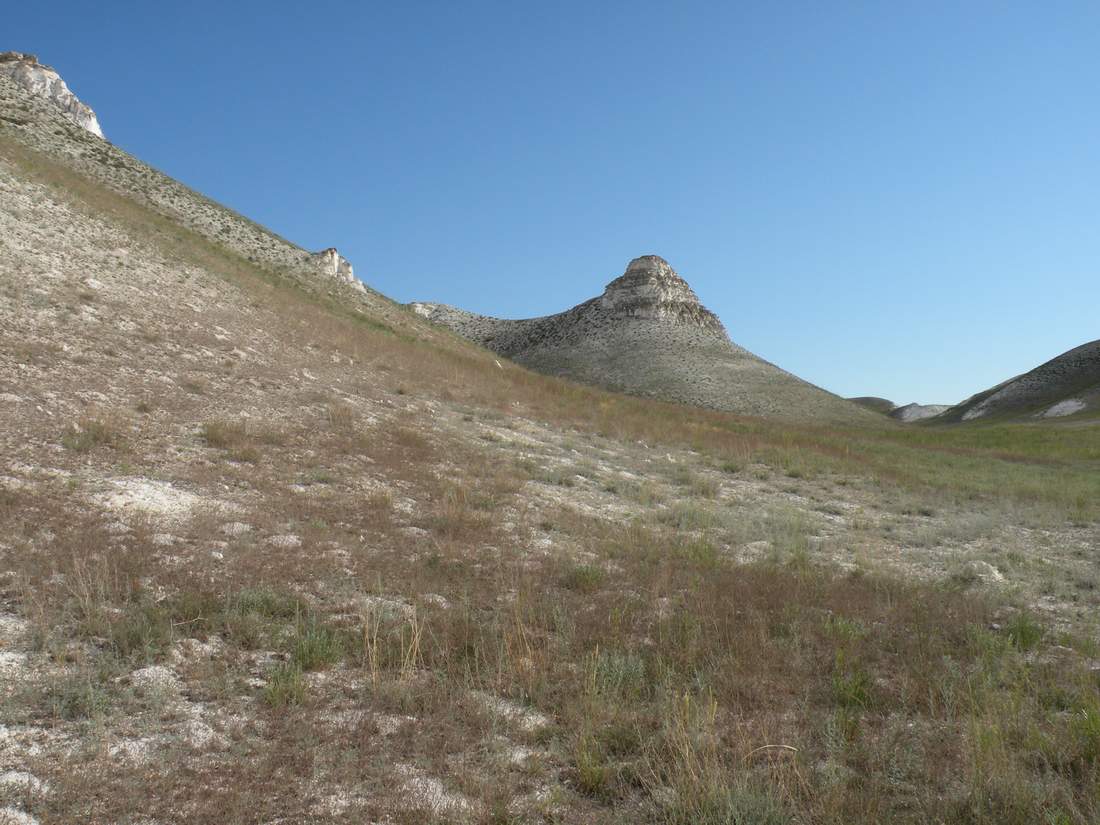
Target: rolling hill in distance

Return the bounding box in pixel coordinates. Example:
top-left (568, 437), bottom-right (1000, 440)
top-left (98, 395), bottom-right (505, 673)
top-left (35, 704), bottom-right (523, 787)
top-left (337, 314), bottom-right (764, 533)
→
top-left (411, 255), bottom-right (878, 424)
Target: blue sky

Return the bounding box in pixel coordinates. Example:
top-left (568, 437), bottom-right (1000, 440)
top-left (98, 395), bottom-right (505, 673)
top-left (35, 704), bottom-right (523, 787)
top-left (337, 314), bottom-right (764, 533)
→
top-left (9, 2), bottom-right (1099, 404)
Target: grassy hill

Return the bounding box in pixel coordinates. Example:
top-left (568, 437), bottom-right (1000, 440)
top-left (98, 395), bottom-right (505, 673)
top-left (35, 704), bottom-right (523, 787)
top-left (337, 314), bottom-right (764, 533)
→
top-left (412, 258), bottom-right (879, 425)
top-left (847, 396), bottom-right (896, 414)
top-left (939, 340), bottom-right (1100, 423)
top-left (2, 71), bottom-right (1100, 825)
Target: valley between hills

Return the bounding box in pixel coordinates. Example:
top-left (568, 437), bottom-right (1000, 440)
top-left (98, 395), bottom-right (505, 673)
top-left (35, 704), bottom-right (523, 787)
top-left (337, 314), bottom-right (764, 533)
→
top-left (2, 52), bottom-right (1100, 825)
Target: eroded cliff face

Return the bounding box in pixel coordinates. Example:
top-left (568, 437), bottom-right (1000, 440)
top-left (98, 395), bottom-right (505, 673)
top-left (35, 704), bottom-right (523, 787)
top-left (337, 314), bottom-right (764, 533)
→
top-left (599, 255), bottom-right (727, 335)
top-left (0, 52), bottom-right (103, 138)
top-left (312, 247), bottom-right (363, 291)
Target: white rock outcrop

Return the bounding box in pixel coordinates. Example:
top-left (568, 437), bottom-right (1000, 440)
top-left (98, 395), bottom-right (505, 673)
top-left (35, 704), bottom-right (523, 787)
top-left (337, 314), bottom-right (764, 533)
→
top-left (598, 254), bottom-right (726, 333)
top-left (890, 402), bottom-right (950, 423)
top-left (312, 247), bottom-right (364, 292)
top-left (1040, 398), bottom-right (1085, 418)
top-left (0, 52), bottom-right (103, 138)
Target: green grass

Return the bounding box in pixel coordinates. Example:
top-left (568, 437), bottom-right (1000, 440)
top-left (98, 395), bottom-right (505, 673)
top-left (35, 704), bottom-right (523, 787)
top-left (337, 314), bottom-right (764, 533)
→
top-left (263, 662), bottom-right (306, 708)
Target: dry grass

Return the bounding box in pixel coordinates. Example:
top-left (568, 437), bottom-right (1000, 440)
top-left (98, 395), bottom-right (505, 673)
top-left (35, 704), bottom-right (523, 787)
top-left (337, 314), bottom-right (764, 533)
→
top-left (18, 501), bottom-right (1096, 823)
top-left (2, 127), bottom-right (1099, 824)
top-left (60, 415), bottom-right (122, 452)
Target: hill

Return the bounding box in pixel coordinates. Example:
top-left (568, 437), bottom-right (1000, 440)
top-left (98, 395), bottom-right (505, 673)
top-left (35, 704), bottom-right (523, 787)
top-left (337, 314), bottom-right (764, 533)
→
top-left (412, 256), bottom-right (877, 424)
top-left (847, 397), bottom-right (953, 422)
top-left (2, 53), bottom-right (1100, 825)
top-left (847, 396), bottom-right (896, 414)
top-left (939, 339), bottom-right (1100, 423)
top-left (890, 402), bottom-right (952, 422)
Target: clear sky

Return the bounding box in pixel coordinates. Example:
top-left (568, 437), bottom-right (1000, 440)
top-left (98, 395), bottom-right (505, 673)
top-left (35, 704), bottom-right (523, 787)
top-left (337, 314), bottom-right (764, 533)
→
top-left (9, 2), bottom-right (1099, 405)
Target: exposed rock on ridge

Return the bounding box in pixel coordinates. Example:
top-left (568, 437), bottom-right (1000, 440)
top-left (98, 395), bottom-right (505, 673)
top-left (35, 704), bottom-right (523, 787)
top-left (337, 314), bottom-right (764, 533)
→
top-left (890, 403), bottom-right (951, 422)
top-left (848, 396), bottom-right (952, 422)
top-left (0, 65), bottom-right (406, 326)
top-left (312, 247), bottom-right (363, 292)
top-left (598, 255), bottom-right (726, 333)
top-left (0, 52), bottom-right (103, 138)
top-left (411, 256), bottom-right (875, 423)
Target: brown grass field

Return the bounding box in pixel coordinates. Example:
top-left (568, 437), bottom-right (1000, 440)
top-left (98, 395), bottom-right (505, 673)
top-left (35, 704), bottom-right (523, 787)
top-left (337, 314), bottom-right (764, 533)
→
top-left (2, 128), bottom-right (1100, 824)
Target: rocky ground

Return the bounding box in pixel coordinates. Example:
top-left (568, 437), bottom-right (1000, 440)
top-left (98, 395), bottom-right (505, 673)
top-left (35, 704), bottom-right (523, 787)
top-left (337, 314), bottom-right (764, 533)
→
top-left (2, 61), bottom-right (1100, 825)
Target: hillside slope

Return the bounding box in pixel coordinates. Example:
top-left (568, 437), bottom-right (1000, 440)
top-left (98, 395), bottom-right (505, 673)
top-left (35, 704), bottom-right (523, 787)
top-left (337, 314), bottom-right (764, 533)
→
top-left (847, 397), bottom-right (952, 422)
top-left (939, 339), bottom-right (1100, 422)
top-left (412, 256), bottom-right (877, 424)
top-left (3, 56), bottom-right (1100, 825)
top-left (0, 68), bottom-right (415, 335)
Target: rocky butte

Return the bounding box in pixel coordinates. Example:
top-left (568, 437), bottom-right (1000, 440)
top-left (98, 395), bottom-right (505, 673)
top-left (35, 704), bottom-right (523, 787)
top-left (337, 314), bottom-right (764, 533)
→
top-left (411, 255), bottom-right (875, 423)
top-left (0, 51), bottom-right (104, 138)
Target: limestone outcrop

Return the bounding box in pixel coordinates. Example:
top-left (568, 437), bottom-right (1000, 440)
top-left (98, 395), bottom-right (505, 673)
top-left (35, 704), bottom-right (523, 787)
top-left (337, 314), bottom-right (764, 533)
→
top-left (598, 255), bottom-right (727, 333)
top-left (0, 52), bottom-right (103, 138)
top-left (411, 256), bottom-right (876, 423)
top-left (312, 247), bottom-right (363, 292)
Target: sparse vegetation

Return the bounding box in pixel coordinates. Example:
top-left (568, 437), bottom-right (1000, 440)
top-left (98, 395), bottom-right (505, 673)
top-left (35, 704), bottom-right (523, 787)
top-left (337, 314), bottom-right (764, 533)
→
top-left (61, 415), bottom-right (120, 451)
top-left (2, 102), bottom-right (1099, 824)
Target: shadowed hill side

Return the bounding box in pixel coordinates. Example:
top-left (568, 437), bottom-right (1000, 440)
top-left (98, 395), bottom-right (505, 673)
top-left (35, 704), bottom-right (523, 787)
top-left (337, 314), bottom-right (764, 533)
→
top-left (848, 396), bottom-right (896, 414)
top-left (412, 255), bottom-right (878, 424)
top-left (938, 339), bottom-right (1100, 423)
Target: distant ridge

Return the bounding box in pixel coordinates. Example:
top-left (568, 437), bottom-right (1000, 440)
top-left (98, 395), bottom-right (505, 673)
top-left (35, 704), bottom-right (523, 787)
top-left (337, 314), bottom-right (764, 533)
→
top-left (939, 339), bottom-right (1100, 423)
top-left (890, 403), bottom-right (951, 423)
top-left (847, 396), bottom-right (951, 422)
top-left (847, 396), bottom-right (896, 415)
top-left (412, 256), bottom-right (877, 423)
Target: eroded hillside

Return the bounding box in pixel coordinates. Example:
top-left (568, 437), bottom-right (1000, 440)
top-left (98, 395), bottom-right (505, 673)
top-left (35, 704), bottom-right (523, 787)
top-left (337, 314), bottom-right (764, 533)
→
top-left (2, 66), bottom-right (1100, 825)
top-left (939, 339), bottom-right (1100, 423)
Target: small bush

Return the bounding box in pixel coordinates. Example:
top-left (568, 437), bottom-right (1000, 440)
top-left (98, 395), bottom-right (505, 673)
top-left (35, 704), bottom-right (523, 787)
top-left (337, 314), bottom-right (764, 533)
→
top-left (200, 419), bottom-right (249, 449)
top-left (832, 653), bottom-right (874, 709)
top-left (562, 563), bottom-right (606, 593)
top-left (662, 783), bottom-right (791, 825)
top-left (108, 603), bottom-right (174, 662)
top-left (61, 417), bottom-right (119, 452)
top-left (658, 503), bottom-right (719, 530)
top-left (1072, 704), bottom-right (1100, 764)
top-left (573, 733), bottom-right (615, 798)
top-left (233, 586), bottom-right (303, 619)
top-left (263, 662), bottom-right (306, 708)
top-left (45, 673), bottom-right (111, 720)
top-left (291, 616), bottom-right (343, 671)
top-left (1006, 613), bottom-right (1044, 651)
top-left (591, 649), bottom-right (647, 698)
